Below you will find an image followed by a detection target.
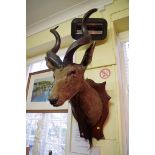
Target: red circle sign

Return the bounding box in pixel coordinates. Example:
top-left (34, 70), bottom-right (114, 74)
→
top-left (100, 68), bottom-right (111, 79)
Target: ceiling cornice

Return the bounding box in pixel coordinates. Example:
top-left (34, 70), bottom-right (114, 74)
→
top-left (27, 0), bottom-right (113, 37)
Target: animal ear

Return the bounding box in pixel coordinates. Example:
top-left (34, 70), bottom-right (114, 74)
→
top-left (81, 41), bottom-right (96, 68)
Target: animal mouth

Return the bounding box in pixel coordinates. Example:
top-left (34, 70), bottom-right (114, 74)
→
top-left (56, 99), bottom-right (66, 106)
top-left (49, 98), bottom-right (65, 107)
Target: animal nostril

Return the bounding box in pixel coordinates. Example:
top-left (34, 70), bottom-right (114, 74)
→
top-left (48, 98), bottom-right (58, 105)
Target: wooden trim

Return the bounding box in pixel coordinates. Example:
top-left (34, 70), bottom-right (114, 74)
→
top-left (26, 109), bottom-right (68, 113)
top-left (26, 73), bottom-right (32, 99)
top-left (26, 147), bottom-right (30, 155)
top-left (28, 69), bottom-right (52, 75)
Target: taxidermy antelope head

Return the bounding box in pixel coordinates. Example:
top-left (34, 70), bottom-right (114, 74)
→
top-left (45, 8), bottom-right (111, 146)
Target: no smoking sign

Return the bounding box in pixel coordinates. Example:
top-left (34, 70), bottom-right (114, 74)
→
top-left (100, 68), bottom-right (111, 79)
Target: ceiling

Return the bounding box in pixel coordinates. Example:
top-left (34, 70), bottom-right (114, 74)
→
top-left (26, 0), bottom-right (113, 36)
top-left (26, 0), bottom-right (86, 27)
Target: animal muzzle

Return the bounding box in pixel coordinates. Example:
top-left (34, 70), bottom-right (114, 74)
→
top-left (48, 98), bottom-right (58, 106)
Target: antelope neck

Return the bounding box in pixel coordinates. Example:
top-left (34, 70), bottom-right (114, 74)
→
top-left (79, 80), bottom-right (92, 94)
top-left (73, 80), bottom-right (103, 126)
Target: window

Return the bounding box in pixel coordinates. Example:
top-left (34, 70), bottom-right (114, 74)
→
top-left (29, 60), bottom-right (48, 73)
top-left (118, 31), bottom-right (129, 86)
top-left (122, 41), bottom-right (129, 85)
top-left (26, 113), bottom-right (68, 155)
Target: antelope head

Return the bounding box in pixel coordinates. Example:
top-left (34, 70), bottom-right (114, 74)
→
top-left (46, 9), bottom-right (97, 107)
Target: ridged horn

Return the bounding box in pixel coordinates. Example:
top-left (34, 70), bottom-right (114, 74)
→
top-left (63, 8), bottom-right (98, 65)
top-left (50, 26), bottom-right (61, 53)
top-left (45, 26), bottom-right (63, 70)
top-left (82, 8), bottom-right (98, 36)
top-left (63, 36), bottom-right (91, 65)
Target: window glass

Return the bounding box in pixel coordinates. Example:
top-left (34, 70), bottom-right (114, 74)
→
top-left (122, 41), bottom-right (129, 85)
top-left (30, 60), bottom-right (48, 73)
top-left (26, 113), bottom-right (68, 155)
top-left (40, 60), bottom-right (48, 71)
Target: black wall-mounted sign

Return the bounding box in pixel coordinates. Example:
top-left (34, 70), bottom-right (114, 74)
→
top-left (71, 18), bottom-right (107, 40)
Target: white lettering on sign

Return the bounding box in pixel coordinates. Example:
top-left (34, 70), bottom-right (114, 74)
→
top-left (100, 68), bottom-right (111, 79)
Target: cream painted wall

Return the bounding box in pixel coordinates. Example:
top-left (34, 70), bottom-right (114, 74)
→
top-left (26, 0), bottom-right (129, 155)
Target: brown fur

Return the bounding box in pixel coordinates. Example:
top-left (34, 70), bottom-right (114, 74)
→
top-left (70, 79), bottom-right (111, 146)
